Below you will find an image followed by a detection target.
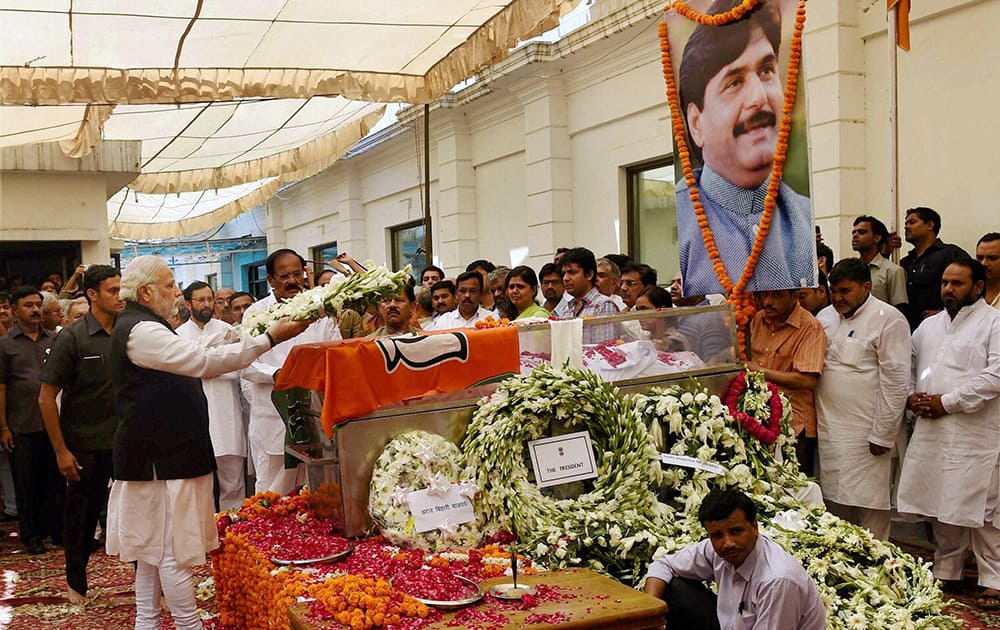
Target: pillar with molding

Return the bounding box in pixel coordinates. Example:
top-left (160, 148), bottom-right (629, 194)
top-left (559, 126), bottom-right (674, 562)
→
top-left (434, 111), bottom-right (478, 275)
top-left (517, 78), bottom-right (574, 271)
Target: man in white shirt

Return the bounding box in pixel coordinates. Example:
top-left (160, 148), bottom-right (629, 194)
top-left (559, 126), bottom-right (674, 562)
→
top-left (105, 255), bottom-right (309, 630)
top-left (851, 215), bottom-right (908, 309)
top-left (815, 259), bottom-right (910, 540)
top-left (177, 281), bottom-right (246, 511)
top-left (898, 259), bottom-right (1000, 609)
top-left (240, 249), bottom-right (340, 495)
top-left (425, 271), bottom-right (491, 330)
top-left (644, 489), bottom-right (825, 630)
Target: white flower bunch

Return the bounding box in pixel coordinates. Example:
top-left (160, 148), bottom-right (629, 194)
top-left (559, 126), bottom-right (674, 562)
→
top-left (242, 263), bottom-right (412, 335)
top-left (463, 364), bottom-right (672, 584)
top-left (369, 430), bottom-right (482, 551)
top-left (635, 381), bottom-right (960, 628)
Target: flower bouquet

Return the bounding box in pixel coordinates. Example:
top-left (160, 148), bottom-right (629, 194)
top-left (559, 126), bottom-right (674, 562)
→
top-left (369, 431), bottom-right (482, 551)
top-left (241, 262), bottom-right (412, 336)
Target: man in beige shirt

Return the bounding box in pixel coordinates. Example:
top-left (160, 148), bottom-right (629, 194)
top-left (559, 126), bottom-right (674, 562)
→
top-left (852, 215), bottom-right (907, 309)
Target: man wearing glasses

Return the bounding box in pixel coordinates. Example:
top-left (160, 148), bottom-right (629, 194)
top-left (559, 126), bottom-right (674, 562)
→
top-left (240, 249), bottom-right (339, 494)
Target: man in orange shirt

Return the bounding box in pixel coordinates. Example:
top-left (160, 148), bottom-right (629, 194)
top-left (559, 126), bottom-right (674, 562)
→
top-left (747, 289), bottom-right (826, 476)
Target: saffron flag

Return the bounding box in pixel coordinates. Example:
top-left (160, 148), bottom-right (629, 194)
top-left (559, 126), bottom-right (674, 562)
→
top-left (274, 327), bottom-right (520, 435)
top-left (888, 0), bottom-right (911, 52)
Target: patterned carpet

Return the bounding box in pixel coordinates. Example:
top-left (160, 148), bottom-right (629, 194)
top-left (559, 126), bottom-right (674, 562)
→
top-left (0, 520), bottom-right (996, 629)
top-left (0, 522), bottom-right (219, 630)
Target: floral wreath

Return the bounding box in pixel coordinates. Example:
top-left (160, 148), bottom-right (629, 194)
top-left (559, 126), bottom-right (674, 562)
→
top-left (369, 430), bottom-right (482, 551)
top-left (632, 381), bottom-right (802, 543)
top-left (723, 370), bottom-right (784, 444)
top-left (242, 262), bottom-right (412, 335)
top-left (659, 0), bottom-right (808, 355)
top-left (463, 365), bottom-right (672, 583)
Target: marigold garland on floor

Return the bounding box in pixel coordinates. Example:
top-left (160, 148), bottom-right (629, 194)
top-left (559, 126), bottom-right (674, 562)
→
top-left (659, 0), bottom-right (808, 355)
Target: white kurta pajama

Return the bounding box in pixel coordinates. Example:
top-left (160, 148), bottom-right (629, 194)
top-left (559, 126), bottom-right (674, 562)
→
top-left (241, 294), bottom-right (339, 494)
top-left (106, 319), bottom-right (274, 630)
top-left (816, 296), bottom-right (910, 539)
top-left (177, 318), bottom-right (247, 511)
top-left (897, 299), bottom-right (1000, 588)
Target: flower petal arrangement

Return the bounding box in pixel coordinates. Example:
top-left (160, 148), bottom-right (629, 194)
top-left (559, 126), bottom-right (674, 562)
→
top-left (634, 373), bottom-right (960, 629)
top-left (369, 430), bottom-right (483, 551)
top-left (462, 364), bottom-right (672, 583)
top-left (242, 262), bottom-right (412, 336)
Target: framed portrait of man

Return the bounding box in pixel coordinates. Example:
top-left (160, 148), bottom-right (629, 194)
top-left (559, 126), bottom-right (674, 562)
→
top-left (666, 0), bottom-right (817, 295)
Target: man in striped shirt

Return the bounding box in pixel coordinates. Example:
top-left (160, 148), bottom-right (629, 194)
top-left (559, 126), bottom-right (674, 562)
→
top-left (553, 248), bottom-right (620, 344)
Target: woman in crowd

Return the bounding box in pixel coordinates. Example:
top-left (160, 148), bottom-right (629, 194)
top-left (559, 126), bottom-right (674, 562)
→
top-left (505, 266), bottom-right (550, 320)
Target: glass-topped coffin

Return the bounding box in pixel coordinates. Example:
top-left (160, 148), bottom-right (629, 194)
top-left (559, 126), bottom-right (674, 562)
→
top-left (509, 302), bottom-right (737, 384)
top-left (283, 303), bottom-right (739, 536)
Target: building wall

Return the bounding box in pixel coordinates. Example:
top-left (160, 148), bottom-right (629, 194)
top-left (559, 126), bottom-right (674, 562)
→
top-left (263, 0), bottom-right (999, 278)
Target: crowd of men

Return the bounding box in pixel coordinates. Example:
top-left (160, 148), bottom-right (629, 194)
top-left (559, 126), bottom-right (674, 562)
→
top-left (0, 204), bottom-right (997, 626)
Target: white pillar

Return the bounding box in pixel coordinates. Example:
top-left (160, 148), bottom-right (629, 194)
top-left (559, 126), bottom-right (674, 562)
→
top-left (803, 0), bottom-right (867, 260)
top-left (516, 78), bottom-right (574, 270)
top-left (434, 111), bottom-right (478, 275)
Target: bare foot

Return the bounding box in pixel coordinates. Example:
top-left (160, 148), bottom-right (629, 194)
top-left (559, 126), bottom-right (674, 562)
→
top-left (67, 587), bottom-right (86, 605)
top-left (160, 594), bottom-right (170, 614)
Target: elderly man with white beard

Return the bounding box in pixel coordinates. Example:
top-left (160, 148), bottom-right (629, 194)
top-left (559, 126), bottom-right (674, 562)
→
top-left (105, 255), bottom-right (311, 630)
top-left (898, 259), bottom-right (1000, 611)
top-left (815, 258), bottom-right (910, 540)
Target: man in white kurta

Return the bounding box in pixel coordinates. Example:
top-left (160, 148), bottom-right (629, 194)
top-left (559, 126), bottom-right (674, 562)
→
top-left (106, 256), bottom-right (311, 630)
top-left (897, 260), bottom-right (1000, 603)
top-left (240, 249), bottom-right (339, 495)
top-left (816, 259), bottom-right (910, 540)
top-left (177, 282), bottom-right (247, 511)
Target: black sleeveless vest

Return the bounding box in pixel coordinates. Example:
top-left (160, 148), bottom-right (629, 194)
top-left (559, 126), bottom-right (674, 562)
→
top-left (110, 302), bottom-right (216, 481)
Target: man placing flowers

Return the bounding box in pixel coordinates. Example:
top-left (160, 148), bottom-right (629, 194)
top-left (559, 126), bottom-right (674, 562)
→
top-left (105, 255), bottom-right (312, 630)
top-left (644, 489), bottom-right (824, 629)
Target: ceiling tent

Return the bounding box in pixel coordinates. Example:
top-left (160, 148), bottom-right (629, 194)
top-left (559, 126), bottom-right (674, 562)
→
top-left (0, 0), bottom-right (578, 238)
top-left (0, 0), bottom-right (577, 238)
top-left (0, 0), bottom-right (578, 105)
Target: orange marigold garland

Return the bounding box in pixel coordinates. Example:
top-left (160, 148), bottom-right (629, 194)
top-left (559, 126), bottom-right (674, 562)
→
top-left (659, 0), bottom-right (807, 357)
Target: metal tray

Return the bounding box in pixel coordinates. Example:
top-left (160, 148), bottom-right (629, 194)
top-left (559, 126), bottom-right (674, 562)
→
top-left (270, 544), bottom-right (354, 566)
top-left (392, 573), bottom-right (483, 610)
top-left (487, 582), bottom-right (538, 600)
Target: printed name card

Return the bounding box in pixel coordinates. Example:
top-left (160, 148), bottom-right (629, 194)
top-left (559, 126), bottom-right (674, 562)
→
top-left (405, 485), bottom-right (475, 533)
top-left (528, 431), bottom-right (599, 488)
top-left (659, 453), bottom-right (725, 476)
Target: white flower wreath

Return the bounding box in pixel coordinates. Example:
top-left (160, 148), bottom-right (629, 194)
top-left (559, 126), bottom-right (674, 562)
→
top-left (242, 262), bottom-right (412, 336)
top-left (462, 364), bottom-right (672, 583)
top-left (635, 379), bottom-right (959, 628)
top-left (369, 430), bottom-right (482, 551)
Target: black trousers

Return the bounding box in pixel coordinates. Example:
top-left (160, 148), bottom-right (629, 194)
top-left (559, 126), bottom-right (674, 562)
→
top-left (10, 430), bottom-right (65, 545)
top-left (795, 432), bottom-right (818, 477)
top-left (663, 577), bottom-right (721, 630)
top-left (64, 448), bottom-right (113, 595)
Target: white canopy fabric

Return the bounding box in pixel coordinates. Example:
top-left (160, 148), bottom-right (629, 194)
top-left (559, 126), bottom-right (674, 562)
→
top-left (104, 97), bottom-right (385, 193)
top-left (0, 0), bottom-right (577, 106)
top-left (0, 0), bottom-right (578, 238)
top-left (108, 177), bottom-right (280, 240)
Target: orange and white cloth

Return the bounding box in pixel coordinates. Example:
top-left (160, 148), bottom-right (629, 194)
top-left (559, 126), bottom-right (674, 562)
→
top-left (275, 327), bottom-right (520, 435)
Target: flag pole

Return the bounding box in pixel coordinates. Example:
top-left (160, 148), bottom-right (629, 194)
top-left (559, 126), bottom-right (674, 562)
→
top-left (888, 3), bottom-right (900, 263)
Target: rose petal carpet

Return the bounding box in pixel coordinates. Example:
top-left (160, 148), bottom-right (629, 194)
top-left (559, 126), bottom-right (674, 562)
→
top-left (0, 520), bottom-right (995, 629)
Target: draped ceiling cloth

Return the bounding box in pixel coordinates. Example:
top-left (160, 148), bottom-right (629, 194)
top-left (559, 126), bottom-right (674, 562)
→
top-left (0, 0), bottom-right (578, 238)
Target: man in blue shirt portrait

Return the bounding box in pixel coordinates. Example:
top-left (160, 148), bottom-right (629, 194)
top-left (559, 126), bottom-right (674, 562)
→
top-left (675, 0), bottom-right (814, 296)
